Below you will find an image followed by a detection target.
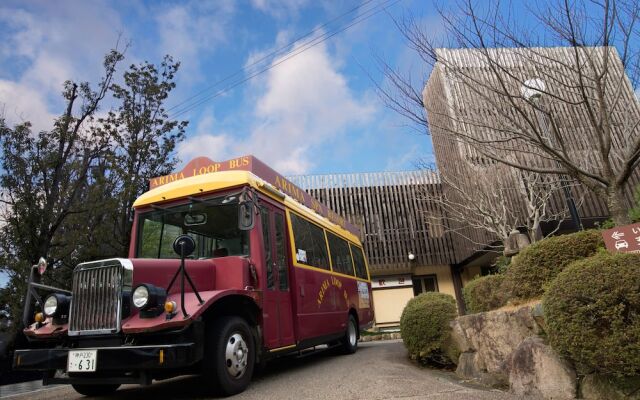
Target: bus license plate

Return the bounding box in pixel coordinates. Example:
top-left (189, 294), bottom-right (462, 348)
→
top-left (67, 350), bottom-right (97, 372)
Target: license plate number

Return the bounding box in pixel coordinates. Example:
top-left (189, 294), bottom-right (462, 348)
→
top-left (67, 350), bottom-right (97, 372)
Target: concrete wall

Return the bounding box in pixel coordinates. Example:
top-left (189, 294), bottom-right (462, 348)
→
top-left (461, 265), bottom-right (482, 285)
top-left (372, 287), bottom-right (414, 327)
top-left (371, 265), bottom-right (461, 327)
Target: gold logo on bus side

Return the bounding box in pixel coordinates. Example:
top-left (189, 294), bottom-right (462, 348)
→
top-left (316, 277), bottom-right (345, 306)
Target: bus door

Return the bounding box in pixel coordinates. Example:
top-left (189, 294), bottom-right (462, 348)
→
top-left (260, 205), bottom-right (295, 349)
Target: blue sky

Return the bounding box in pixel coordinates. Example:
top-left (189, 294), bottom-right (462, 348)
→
top-left (0, 0), bottom-right (441, 176)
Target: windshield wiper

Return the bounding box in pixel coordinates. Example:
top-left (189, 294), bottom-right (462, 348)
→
top-left (151, 204), bottom-right (171, 212)
top-left (188, 192), bottom-right (239, 206)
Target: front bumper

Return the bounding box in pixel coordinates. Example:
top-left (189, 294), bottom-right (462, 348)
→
top-left (13, 342), bottom-right (200, 373)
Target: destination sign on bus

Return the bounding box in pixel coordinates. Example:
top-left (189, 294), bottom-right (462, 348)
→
top-left (149, 155), bottom-right (361, 237)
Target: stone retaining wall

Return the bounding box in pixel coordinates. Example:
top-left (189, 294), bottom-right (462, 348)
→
top-left (449, 302), bottom-right (640, 399)
top-left (360, 332), bottom-right (402, 342)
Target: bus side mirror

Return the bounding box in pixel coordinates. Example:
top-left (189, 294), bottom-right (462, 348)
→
top-left (238, 200), bottom-right (255, 231)
top-left (173, 235), bottom-right (196, 257)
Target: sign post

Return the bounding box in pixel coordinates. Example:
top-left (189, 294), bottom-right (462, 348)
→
top-left (601, 222), bottom-right (640, 253)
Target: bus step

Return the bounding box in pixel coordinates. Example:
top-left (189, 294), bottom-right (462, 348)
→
top-left (295, 344), bottom-right (333, 359)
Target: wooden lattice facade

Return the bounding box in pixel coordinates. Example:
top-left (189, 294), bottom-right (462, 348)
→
top-left (287, 171), bottom-right (465, 324)
top-left (287, 171), bottom-right (458, 276)
top-left (423, 47), bottom-right (640, 263)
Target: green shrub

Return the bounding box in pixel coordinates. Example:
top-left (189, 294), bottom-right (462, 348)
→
top-left (543, 251), bottom-right (640, 377)
top-left (400, 292), bottom-right (458, 365)
top-left (493, 255), bottom-right (511, 274)
top-left (502, 230), bottom-right (603, 300)
top-left (463, 274), bottom-right (506, 313)
top-left (595, 218), bottom-right (616, 229)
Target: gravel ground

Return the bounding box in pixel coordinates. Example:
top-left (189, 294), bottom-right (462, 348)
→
top-left (2, 340), bottom-right (524, 400)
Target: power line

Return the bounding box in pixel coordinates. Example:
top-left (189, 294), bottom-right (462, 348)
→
top-left (167, 0), bottom-right (376, 114)
top-left (169, 0), bottom-right (396, 118)
top-left (168, 0), bottom-right (401, 119)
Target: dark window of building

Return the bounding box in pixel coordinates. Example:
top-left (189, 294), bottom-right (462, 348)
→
top-left (350, 244), bottom-right (369, 280)
top-left (412, 275), bottom-right (439, 296)
top-left (261, 208), bottom-right (274, 289)
top-left (327, 232), bottom-right (354, 276)
top-left (481, 266), bottom-right (495, 276)
top-left (290, 213), bottom-right (329, 270)
top-left (275, 213), bottom-right (288, 290)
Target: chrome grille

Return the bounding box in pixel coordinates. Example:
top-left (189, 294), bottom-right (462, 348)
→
top-left (68, 258), bottom-right (132, 336)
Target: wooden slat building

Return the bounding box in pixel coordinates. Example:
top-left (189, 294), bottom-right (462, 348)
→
top-left (287, 171), bottom-right (471, 326)
top-left (423, 47), bottom-right (639, 264)
top-left (290, 47), bottom-right (638, 326)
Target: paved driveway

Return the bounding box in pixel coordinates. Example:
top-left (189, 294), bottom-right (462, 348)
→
top-left (3, 340), bottom-right (522, 399)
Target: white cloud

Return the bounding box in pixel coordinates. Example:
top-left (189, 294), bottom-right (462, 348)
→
top-left (0, 80), bottom-right (55, 132)
top-left (384, 144), bottom-right (422, 171)
top-left (240, 37), bottom-right (375, 174)
top-left (250, 0), bottom-right (310, 19)
top-left (177, 112), bottom-right (231, 162)
top-left (178, 36), bottom-right (375, 175)
top-left (156, 1), bottom-right (234, 83)
top-left (0, 1), bottom-right (124, 131)
top-left (178, 133), bottom-right (231, 162)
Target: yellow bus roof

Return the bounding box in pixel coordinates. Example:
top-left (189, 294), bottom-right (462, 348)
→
top-left (133, 170), bottom-right (361, 245)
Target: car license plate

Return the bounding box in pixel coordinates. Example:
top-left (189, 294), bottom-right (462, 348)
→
top-left (67, 350), bottom-right (97, 372)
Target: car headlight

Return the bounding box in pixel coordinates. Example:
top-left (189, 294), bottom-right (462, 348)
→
top-left (132, 284), bottom-right (167, 315)
top-left (43, 293), bottom-right (70, 318)
top-left (44, 295), bottom-right (58, 316)
top-left (132, 285), bottom-right (150, 309)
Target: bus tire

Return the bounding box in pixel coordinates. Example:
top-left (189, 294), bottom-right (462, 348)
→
top-left (71, 384), bottom-right (120, 396)
top-left (203, 316), bottom-right (255, 396)
top-left (340, 314), bottom-right (358, 354)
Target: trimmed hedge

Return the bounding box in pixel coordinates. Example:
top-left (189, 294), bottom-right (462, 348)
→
top-left (502, 230), bottom-right (603, 300)
top-left (400, 292), bottom-right (458, 364)
top-left (544, 251), bottom-right (640, 377)
top-left (463, 274), bottom-right (506, 314)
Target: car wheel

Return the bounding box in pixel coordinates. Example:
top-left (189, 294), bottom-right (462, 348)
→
top-left (203, 316), bottom-right (255, 396)
top-left (340, 314), bottom-right (358, 354)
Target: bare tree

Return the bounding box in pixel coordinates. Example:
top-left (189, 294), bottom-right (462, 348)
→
top-left (420, 162), bottom-right (574, 252)
top-left (378, 0), bottom-right (640, 225)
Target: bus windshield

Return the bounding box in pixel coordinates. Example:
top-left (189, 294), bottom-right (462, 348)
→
top-left (136, 194), bottom-right (250, 259)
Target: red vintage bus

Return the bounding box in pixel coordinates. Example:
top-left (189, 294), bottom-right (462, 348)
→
top-left (13, 155), bottom-right (373, 396)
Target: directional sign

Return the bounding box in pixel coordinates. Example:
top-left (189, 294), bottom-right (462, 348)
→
top-left (602, 223), bottom-right (640, 254)
top-left (371, 275), bottom-right (412, 289)
top-left (611, 231), bottom-right (625, 240)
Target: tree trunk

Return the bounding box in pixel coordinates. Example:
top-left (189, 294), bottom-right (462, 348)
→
top-left (606, 186), bottom-right (631, 226)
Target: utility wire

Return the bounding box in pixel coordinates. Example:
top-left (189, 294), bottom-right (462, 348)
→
top-left (168, 0), bottom-right (401, 119)
top-left (167, 0), bottom-right (376, 113)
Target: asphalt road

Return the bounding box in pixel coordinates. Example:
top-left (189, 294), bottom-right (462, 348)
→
top-left (3, 340), bottom-right (522, 400)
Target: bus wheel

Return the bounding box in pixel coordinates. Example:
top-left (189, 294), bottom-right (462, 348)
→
top-left (340, 315), bottom-right (358, 354)
top-left (203, 316), bottom-right (255, 396)
top-left (71, 384), bottom-right (120, 396)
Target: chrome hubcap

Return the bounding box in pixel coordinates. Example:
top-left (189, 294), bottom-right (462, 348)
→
top-left (225, 332), bottom-right (249, 378)
top-left (348, 320), bottom-right (357, 346)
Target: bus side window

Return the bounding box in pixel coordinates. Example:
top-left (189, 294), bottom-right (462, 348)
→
top-left (261, 208), bottom-right (274, 289)
top-left (274, 213), bottom-right (288, 290)
top-left (350, 244), bottom-right (369, 280)
top-left (327, 232), bottom-right (354, 276)
top-left (289, 213), bottom-right (330, 270)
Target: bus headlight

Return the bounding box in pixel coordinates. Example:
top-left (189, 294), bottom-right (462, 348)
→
top-left (43, 293), bottom-right (70, 317)
top-left (132, 285), bottom-right (150, 309)
top-left (44, 295), bottom-right (57, 316)
top-left (132, 284), bottom-right (166, 312)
